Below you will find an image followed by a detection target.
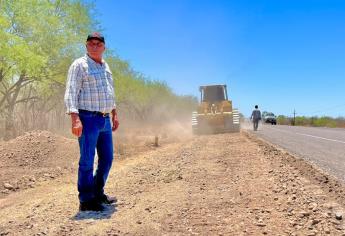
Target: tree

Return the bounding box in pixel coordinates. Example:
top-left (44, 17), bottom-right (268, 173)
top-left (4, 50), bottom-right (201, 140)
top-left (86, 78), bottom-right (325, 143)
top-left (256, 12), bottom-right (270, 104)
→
top-left (0, 0), bottom-right (199, 140)
top-left (0, 0), bottom-right (95, 139)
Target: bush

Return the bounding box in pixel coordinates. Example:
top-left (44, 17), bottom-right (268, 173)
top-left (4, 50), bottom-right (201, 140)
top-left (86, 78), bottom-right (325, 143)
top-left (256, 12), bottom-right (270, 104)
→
top-left (277, 115), bottom-right (344, 128)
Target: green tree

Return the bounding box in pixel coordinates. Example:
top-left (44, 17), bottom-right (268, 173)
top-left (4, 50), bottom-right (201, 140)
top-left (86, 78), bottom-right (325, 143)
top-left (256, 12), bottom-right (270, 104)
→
top-left (0, 0), bottom-right (199, 140)
top-left (277, 115), bottom-right (290, 125)
top-left (0, 0), bottom-right (95, 139)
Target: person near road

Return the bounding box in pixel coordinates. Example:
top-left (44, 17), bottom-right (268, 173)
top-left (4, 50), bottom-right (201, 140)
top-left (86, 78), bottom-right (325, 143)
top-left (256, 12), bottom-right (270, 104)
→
top-left (251, 105), bottom-right (261, 131)
top-left (64, 32), bottom-right (119, 212)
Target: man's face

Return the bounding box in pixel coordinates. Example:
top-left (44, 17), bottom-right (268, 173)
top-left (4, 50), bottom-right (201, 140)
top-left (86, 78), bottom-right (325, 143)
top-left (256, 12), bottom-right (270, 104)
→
top-left (86, 39), bottom-right (105, 58)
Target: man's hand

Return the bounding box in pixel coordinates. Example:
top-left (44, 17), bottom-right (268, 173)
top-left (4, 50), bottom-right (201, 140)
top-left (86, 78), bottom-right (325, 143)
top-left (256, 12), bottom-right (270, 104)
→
top-left (111, 109), bottom-right (119, 132)
top-left (71, 113), bottom-right (83, 137)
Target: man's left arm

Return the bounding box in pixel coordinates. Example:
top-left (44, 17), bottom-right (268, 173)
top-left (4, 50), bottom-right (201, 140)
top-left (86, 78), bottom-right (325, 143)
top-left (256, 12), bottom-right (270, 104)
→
top-left (111, 109), bottom-right (119, 131)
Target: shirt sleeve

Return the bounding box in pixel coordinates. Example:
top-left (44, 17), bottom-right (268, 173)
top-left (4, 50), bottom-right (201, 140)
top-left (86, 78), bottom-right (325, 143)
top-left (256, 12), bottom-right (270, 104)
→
top-left (64, 61), bottom-right (83, 114)
top-left (106, 63), bottom-right (117, 110)
top-left (112, 83), bottom-right (117, 110)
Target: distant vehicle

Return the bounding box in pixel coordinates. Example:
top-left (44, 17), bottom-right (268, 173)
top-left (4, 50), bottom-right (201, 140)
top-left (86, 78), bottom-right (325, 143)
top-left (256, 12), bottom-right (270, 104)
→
top-left (262, 111), bottom-right (277, 125)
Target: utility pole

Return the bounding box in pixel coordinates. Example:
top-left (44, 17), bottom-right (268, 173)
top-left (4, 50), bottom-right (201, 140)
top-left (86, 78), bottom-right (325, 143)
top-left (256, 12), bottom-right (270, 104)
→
top-left (293, 109), bottom-right (296, 126)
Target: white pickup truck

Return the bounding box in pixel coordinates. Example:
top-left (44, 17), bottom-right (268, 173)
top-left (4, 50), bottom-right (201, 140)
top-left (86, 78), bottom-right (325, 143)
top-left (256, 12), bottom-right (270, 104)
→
top-left (262, 112), bottom-right (277, 125)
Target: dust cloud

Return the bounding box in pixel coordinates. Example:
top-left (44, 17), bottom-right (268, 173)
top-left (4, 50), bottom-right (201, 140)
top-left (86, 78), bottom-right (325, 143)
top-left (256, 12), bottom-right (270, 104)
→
top-left (241, 118), bottom-right (263, 131)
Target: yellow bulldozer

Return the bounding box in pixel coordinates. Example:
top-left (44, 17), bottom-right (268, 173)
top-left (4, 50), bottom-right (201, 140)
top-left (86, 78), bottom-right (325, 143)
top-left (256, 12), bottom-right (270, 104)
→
top-left (192, 84), bottom-right (240, 134)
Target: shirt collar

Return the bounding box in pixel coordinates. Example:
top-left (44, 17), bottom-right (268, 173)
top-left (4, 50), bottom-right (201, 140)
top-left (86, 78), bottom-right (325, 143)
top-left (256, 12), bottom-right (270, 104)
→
top-left (86, 54), bottom-right (105, 66)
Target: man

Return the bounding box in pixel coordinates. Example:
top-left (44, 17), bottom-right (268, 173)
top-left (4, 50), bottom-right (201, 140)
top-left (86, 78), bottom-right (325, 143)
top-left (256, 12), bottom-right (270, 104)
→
top-left (251, 105), bottom-right (261, 131)
top-left (64, 32), bottom-right (119, 211)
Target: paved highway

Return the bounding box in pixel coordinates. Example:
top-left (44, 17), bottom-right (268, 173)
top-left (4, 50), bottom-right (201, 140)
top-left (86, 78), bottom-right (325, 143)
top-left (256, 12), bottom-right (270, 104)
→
top-left (245, 123), bottom-right (345, 181)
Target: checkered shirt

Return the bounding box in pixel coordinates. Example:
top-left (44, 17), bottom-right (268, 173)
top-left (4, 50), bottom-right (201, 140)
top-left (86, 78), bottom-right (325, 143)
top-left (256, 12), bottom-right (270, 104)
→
top-left (64, 54), bottom-right (116, 114)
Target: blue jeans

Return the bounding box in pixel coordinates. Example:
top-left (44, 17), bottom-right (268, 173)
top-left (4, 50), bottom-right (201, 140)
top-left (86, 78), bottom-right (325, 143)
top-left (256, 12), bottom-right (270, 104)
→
top-left (78, 110), bottom-right (114, 203)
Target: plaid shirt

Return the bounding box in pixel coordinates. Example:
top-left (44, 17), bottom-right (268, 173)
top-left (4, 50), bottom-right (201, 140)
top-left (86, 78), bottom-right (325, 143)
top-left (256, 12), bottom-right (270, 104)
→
top-left (64, 54), bottom-right (116, 114)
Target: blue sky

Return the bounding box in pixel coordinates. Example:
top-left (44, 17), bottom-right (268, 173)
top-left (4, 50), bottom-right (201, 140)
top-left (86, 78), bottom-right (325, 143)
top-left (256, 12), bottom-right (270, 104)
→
top-left (92, 0), bottom-right (345, 117)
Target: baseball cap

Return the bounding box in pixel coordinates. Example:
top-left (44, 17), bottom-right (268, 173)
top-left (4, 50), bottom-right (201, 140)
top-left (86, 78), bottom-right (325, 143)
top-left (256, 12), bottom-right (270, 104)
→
top-left (86, 32), bottom-right (105, 43)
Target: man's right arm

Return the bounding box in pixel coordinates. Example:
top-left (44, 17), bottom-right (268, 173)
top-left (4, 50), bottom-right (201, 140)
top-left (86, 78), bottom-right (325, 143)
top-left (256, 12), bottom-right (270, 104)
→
top-left (70, 113), bottom-right (82, 137)
top-left (64, 62), bottom-right (83, 137)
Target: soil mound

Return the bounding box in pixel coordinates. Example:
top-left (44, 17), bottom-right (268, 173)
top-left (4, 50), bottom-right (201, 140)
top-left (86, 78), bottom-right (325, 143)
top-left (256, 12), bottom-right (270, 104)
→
top-left (0, 130), bottom-right (78, 196)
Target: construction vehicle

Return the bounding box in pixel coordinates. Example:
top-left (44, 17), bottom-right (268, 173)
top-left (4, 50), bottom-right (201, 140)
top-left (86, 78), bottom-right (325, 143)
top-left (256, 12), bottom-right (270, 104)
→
top-left (192, 84), bottom-right (240, 134)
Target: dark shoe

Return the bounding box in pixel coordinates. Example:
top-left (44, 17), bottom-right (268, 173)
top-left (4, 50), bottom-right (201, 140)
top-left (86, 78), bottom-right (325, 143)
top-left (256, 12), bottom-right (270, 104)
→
top-left (97, 194), bottom-right (117, 205)
top-left (79, 200), bottom-right (105, 212)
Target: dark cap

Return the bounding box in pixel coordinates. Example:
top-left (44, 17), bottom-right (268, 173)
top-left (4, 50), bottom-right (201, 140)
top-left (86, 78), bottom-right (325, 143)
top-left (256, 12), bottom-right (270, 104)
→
top-left (86, 32), bottom-right (105, 43)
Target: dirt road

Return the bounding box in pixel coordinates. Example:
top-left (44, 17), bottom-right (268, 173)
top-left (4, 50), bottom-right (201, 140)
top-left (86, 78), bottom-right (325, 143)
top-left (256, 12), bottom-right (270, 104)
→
top-left (1, 131), bottom-right (345, 235)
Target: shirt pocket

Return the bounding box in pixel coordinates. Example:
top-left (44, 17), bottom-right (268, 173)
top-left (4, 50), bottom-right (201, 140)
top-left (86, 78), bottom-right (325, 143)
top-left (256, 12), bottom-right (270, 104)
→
top-left (85, 71), bottom-right (106, 90)
top-left (83, 73), bottom-right (98, 87)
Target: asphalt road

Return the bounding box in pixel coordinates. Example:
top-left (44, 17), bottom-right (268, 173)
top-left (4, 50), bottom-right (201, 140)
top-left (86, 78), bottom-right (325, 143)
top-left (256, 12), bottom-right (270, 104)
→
top-left (245, 123), bottom-right (345, 181)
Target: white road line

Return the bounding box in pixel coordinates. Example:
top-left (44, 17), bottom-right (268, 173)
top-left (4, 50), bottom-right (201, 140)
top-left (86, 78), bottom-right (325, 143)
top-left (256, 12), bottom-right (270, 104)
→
top-left (266, 126), bottom-right (345, 144)
top-left (295, 132), bottom-right (345, 144)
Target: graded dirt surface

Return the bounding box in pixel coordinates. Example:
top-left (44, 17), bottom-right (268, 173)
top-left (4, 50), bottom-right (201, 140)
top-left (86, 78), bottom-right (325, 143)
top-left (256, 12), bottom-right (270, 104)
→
top-left (0, 131), bottom-right (79, 197)
top-left (1, 130), bottom-right (345, 235)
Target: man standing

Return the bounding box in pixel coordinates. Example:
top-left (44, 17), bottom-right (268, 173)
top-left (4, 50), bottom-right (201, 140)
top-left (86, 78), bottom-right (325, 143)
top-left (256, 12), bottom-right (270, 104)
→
top-left (250, 105), bottom-right (261, 131)
top-left (64, 32), bottom-right (119, 211)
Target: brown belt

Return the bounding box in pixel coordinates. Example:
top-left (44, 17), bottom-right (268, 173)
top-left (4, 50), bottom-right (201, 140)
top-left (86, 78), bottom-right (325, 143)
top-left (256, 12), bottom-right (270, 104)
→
top-left (78, 109), bottom-right (110, 117)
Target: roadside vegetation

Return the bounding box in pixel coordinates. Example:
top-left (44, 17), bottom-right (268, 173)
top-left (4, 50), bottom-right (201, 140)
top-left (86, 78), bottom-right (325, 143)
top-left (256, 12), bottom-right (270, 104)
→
top-left (0, 0), bottom-right (197, 140)
top-left (277, 115), bottom-right (345, 128)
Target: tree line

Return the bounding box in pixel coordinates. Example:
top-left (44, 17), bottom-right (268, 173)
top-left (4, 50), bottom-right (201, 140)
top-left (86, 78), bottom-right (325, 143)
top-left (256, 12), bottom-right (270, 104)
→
top-left (0, 0), bottom-right (197, 140)
top-left (277, 115), bottom-right (345, 128)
